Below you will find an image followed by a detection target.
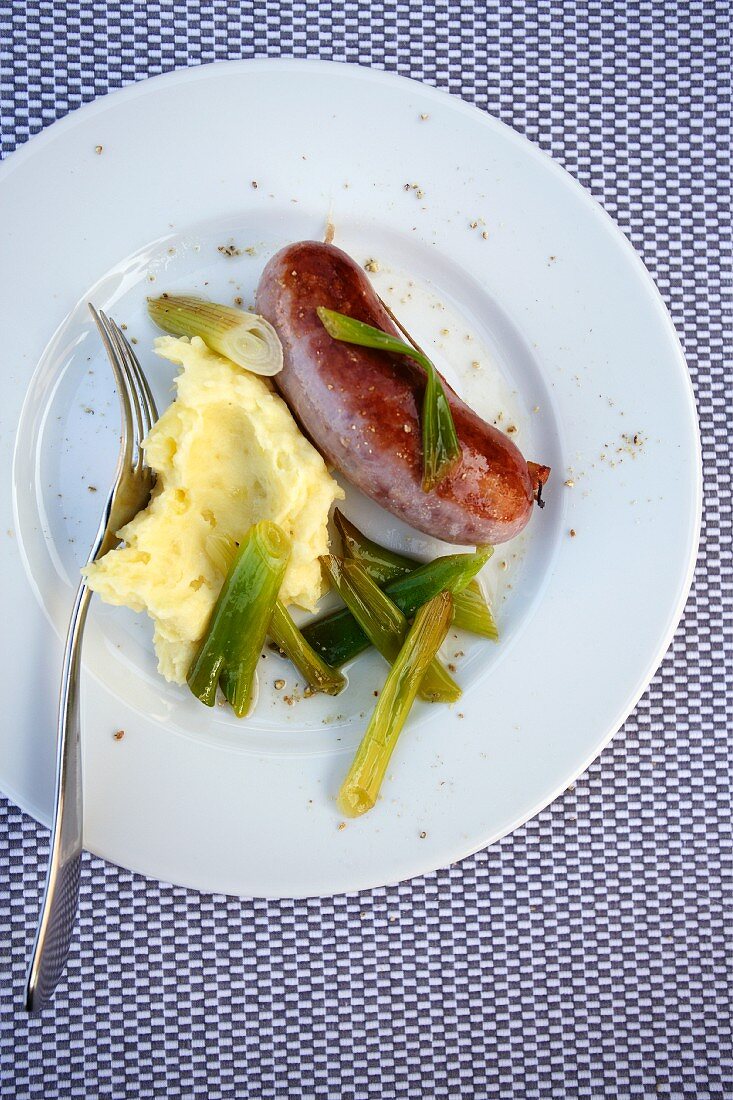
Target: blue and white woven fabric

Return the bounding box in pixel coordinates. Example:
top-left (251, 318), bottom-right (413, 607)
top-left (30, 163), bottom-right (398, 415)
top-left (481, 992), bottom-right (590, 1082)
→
top-left (1, 3), bottom-right (730, 1097)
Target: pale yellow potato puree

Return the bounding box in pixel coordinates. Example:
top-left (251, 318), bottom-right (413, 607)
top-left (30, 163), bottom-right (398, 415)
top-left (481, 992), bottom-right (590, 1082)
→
top-left (84, 335), bottom-right (343, 683)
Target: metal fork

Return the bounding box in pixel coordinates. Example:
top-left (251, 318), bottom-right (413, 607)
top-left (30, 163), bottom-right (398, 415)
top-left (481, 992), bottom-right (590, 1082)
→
top-left (24, 307), bottom-right (158, 1013)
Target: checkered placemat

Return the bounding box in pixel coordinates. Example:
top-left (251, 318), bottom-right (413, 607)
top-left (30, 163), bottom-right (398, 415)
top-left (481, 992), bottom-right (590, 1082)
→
top-left (1, 3), bottom-right (730, 1097)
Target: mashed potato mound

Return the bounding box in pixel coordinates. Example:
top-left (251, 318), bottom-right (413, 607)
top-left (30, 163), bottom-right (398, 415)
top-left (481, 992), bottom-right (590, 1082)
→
top-left (84, 335), bottom-right (343, 683)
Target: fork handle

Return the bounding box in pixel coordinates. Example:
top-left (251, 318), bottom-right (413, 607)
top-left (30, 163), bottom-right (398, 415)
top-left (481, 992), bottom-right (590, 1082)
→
top-left (24, 576), bottom-right (92, 1013)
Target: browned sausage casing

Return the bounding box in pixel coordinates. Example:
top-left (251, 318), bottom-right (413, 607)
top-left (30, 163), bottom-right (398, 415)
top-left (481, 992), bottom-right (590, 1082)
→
top-left (256, 241), bottom-right (548, 545)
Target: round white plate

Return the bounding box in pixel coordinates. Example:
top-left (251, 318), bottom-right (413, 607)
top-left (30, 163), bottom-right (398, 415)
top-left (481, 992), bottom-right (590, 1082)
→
top-left (0, 61), bottom-right (700, 898)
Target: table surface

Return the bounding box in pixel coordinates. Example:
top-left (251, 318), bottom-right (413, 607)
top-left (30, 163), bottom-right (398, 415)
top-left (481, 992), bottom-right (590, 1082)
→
top-left (1, 3), bottom-right (730, 1098)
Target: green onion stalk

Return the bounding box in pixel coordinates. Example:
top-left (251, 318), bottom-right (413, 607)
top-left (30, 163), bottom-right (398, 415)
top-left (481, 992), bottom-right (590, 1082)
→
top-left (303, 546), bottom-right (491, 667)
top-left (188, 521), bottom-right (290, 717)
top-left (148, 295), bottom-right (283, 376)
top-left (337, 592), bottom-right (454, 818)
top-left (316, 306), bottom-right (461, 490)
top-left (334, 509), bottom-right (498, 640)
top-left (321, 556), bottom-right (460, 704)
top-left (207, 532), bottom-right (345, 697)
top-left (269, 602), bottom-right (346, 696)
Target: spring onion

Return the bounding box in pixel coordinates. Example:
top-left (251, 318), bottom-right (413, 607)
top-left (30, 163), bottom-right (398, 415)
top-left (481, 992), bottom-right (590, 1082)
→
top-left (303, 547), bottom-right (491, 667)
top-left (337, 592), bottom-right (453, 817)
top-left (322, 556), bottom-right (460, 704)
top-left (316, 306), bottom-right (461, 491)
top-left (148, 295), bottom-right (283, 376)
top-left (188, 522), bottom-right (290, 717)
top-left (207, 531), bottom-right (345, 696)
top-left (269, 602), bottom-right (347, 697)
top-left (334, 509), bottom-right (498, 640)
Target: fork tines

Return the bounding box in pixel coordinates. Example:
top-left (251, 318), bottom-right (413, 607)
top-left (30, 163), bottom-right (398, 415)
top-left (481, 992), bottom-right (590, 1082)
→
top-left (88, 305), bottom-right (158, 461)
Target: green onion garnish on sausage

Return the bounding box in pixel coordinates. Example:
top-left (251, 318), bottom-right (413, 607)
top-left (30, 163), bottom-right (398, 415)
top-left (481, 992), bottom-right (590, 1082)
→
top-left (316, 306), bottom-right (462, 491)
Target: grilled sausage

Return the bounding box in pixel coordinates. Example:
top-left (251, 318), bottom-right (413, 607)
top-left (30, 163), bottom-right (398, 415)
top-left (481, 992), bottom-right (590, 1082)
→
top-left (256, 241), bottom-right (549, 545)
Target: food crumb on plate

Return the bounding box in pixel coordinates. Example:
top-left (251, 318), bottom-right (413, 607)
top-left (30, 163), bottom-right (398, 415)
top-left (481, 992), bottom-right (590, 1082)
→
top-left (364, 258), bottom-right (381, 273)
top-left (94, 144), bottom-right (103, 155)
top-left (337, 822), bottom-right (346, 831)
top-left (569, 528), bottom-right (577, 537)
top-left (419, 831), bottom-right (427, 839)
top-left (113, 729), bottom-right (125, 741)
top-left (274, 679), bottom-right (286, 690)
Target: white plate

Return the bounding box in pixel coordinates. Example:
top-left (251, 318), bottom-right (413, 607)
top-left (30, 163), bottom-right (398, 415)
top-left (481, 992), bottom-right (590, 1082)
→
top-left (0, 61), bottom-right (701, 898)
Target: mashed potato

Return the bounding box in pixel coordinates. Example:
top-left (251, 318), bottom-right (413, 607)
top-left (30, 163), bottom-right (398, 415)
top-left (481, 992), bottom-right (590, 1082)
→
top-left (84, 335), bottom-right (343, 683)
